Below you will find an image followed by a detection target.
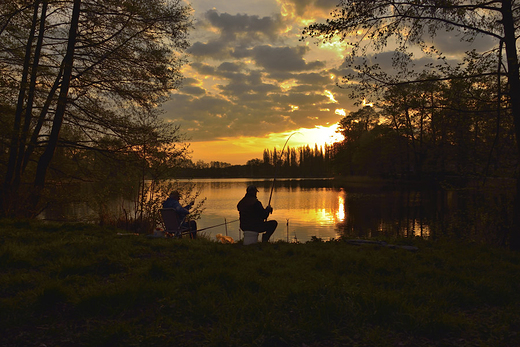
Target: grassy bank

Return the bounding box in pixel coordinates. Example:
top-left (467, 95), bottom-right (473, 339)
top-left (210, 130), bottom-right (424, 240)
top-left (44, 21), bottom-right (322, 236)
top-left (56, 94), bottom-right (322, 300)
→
top-left (1, 220), bottom-right (519, 346)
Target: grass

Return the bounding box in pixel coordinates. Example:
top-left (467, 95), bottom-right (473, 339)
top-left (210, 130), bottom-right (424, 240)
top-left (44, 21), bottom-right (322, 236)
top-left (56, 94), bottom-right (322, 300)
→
top-left (1, 220), bottom-right (519, 346)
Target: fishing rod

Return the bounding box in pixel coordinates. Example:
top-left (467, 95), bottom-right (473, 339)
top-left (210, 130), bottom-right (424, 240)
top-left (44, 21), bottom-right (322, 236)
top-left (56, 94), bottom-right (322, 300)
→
top-left (267, 132), bottom-right (301, 207)
top-left (196, 219), bottom-right (239, 232)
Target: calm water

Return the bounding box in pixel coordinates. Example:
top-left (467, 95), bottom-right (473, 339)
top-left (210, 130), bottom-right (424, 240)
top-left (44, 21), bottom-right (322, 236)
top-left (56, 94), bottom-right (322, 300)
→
top-left (191, 178), bottom-right (432, 242)
top-left (41, 177), bottom-right (512, 244)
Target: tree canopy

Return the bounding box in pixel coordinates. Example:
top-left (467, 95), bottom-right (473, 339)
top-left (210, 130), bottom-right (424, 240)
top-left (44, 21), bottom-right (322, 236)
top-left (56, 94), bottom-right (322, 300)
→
top-left (304, 0), bottom-right (520, 248)
top-left (0, 0), bottom-right (192, 217)
top-left (304, 1), bottom-right (515, 98)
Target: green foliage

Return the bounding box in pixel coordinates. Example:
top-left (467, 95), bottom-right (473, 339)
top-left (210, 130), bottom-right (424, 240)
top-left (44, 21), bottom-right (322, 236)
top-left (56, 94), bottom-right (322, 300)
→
top-left (0, 0), bottom-right (192, 217)
top-left (303, 0), bottom-right (518, 182)
top-left (1, 221), bottom-right (520, 346)
top-left (331, 72), bottom-right (515, 179)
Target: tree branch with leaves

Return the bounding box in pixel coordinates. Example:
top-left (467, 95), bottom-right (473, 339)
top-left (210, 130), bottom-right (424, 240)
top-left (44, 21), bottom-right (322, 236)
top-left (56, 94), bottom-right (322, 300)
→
top-left (0, 0), bottom-right (192, 217)
top-left (304, 0), bottom-right (520, 249)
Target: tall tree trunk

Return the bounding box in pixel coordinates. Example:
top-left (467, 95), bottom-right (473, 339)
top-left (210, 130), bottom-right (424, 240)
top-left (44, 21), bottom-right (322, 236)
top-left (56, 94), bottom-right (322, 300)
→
top-left (29, 0), bottom-right (81, 216)
top-left (2, 1), bottom-right (40, 216)
top-left (501, 0), bottom-right (520, 250)
top-left (14, 1), bottom-right (48, 188)
top-left (22, 66), bottom-right (64, 174)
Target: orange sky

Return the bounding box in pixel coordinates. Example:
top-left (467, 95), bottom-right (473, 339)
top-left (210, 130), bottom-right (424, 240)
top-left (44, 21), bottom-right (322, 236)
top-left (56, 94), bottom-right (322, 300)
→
top-left (187, 124), bottom-right (344, 164)
top-left (159, 0), bottom-right (354, 165)
top-left (161, 0), bottom-right (485, 165)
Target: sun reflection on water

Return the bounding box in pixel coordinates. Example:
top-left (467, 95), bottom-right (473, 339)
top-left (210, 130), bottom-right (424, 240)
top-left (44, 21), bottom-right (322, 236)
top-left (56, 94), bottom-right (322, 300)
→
top-left (187, 178), bottom-right (434, 242)
top-left (336, 192), bottom-right (345, 222)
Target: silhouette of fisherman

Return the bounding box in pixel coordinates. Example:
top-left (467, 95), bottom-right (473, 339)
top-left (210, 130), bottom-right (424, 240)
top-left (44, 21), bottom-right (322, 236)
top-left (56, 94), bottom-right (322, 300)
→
top-left (237, 185), bottom-right (277, 242)
top-left (163, 190), bottom-right (197, 238)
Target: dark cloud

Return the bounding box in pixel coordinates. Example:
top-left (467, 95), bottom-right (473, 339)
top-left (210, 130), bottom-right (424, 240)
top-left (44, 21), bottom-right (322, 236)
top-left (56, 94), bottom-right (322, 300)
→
top-left (205, 10), bottom-right (284, 41)
top-left (431, 30), bottom-right (496, 56)
top-left (188, 40), bottom-right (229, 58)
top-left (188, 10), bottom-right (289, 61)
top-left (285, 0), bottom-right (339, 16)
top-left (349, 51), bottom-right (465, 79)
top-left (290, 84), bottom-right (320, 93)
top-left (191, 62), bottom-right (247, 80)
top-left (177, 77), bottom-right (206, 96)
top-left (217, 61), bottom-right (243, 73)
top-left (265, 70), bottom-right (296, 81)
top-left (216, 69), bottom-right (280, 99)
top-left (188, 9), bottom-right (327, 74)
top-left (190, 62), bottom-right (217, 75)
top-left (217, 80), bottom-right (279, 96)
top-left (294, 71), bottom-right (331, 85)
top-left (228, 46), bottom-right (246, 59)
top-left (181, 77), bottom-right (201, 85)
top-left (179, 85), bottom-right (206, 96)
top-left (235, 45), bottom-right (326, 72)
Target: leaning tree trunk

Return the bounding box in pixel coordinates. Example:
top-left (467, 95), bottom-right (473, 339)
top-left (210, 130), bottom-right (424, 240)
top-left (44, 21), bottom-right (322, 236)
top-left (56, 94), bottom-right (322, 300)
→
top-left (14, 1), bottom-right (48, 190)
top-left (29, 0), bottom-right (81, 217)
top-left (1, 1), bottom-right (40, 216)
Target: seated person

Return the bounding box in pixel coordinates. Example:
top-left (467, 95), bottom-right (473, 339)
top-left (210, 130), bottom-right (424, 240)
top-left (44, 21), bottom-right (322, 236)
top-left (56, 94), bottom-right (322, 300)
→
top-left (163, 191), bottom-right (197, 238)
top-left (237, 185), bottom-right (277, 242)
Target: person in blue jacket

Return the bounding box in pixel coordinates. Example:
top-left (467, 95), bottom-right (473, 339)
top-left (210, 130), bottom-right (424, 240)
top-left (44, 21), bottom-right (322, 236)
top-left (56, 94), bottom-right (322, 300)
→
top-left (163, 190), bottom-right (197, 238)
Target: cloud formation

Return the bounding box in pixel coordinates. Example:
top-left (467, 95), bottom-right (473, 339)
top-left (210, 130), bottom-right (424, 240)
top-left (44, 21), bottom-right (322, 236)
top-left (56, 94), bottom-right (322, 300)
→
top-left (164, 0), bottom-right (495, 163)
top-left (165, 1), bottom-right (347, 144)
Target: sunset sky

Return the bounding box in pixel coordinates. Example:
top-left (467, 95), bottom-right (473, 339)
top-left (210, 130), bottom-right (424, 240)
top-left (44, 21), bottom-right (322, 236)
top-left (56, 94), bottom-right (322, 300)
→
top-left (162, 0), bottom-right (495, 165)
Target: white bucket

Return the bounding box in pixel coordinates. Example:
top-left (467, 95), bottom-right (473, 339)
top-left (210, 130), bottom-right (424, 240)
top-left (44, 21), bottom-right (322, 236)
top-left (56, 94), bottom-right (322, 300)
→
top-left (243, 231), bottom-right (259, 245)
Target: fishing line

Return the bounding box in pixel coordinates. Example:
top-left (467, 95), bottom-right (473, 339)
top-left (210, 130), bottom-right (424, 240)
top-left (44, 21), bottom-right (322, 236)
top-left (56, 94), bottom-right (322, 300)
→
top-left (267, 132), bottom-right (301, 207)
top-left (196, 219), bottom-right (239, 232)
top-left (193, 132), bottom-right (300, 233)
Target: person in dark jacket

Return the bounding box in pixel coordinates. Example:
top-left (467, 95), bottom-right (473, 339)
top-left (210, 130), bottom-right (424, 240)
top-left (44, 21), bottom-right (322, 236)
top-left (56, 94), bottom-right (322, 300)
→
top-left (237, 185), bottom-right (277, 242)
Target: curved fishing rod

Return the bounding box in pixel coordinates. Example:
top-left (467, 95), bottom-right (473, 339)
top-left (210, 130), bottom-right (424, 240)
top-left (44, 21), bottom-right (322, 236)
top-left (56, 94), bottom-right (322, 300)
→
top-left (267, 132), bottom-right (301, 207)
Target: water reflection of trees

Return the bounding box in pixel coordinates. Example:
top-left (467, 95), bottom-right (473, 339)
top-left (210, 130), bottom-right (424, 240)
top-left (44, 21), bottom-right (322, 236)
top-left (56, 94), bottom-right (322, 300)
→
top-left (259, 178), bottom-right (335, 190)
top-left (337, 186), bottom-right (514, 245)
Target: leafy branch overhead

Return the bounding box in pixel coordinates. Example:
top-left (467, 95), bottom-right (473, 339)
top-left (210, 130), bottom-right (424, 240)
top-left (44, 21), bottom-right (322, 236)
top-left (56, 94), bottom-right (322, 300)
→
top-left (0, 0), bottom-right (193, 217)
top-left (303, 1), bottom-right (513, 94)
top-left (303, 0), bottom-right (520, 249)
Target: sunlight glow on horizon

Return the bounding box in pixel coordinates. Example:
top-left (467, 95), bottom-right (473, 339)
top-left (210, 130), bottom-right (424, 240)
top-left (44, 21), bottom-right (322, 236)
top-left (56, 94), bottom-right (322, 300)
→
top-left (188, 123), bottom-right (344, 165)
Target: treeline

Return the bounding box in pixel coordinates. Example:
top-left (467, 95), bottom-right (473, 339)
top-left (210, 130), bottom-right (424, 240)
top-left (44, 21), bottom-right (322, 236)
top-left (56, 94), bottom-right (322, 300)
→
top-left (177, 144), bottom-right (336, 178)
top-left (180, 70), bottom-right (517, 182)
top-left (332, 73), bottom-right (517, 181)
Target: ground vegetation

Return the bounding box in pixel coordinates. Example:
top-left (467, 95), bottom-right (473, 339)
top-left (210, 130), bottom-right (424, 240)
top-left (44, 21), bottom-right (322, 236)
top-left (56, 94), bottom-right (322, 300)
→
top-left (0, 221), bottom-right (519, 346)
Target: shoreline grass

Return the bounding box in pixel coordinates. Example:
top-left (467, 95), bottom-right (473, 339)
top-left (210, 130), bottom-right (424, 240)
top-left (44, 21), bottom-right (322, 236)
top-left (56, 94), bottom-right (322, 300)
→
top-left (1, 220), bottom-right (519, 346)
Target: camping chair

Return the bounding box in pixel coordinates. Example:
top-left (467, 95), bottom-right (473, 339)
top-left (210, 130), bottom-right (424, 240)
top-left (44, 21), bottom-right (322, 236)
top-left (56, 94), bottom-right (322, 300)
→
top-left (160, 208), bottom-right (194, 238)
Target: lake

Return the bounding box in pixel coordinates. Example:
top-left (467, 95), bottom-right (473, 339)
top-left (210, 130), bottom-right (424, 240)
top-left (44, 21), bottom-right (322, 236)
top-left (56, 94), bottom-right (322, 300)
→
top-left (190, 178), bottom-right (433, 242)
top-left (40, 177), bottom-right (513, 244)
